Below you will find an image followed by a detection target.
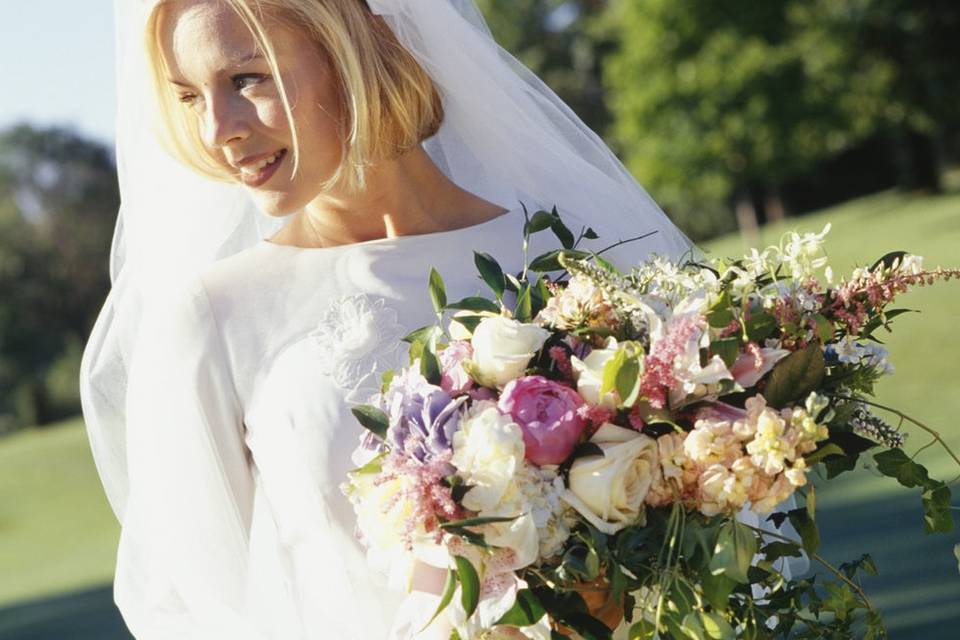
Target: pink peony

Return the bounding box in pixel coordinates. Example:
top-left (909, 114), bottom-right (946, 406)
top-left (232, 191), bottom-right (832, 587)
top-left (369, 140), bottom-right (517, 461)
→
top-left (498, 375), bottom-right (586, 465)
top-left (438, 341), bottom-right (475, 395)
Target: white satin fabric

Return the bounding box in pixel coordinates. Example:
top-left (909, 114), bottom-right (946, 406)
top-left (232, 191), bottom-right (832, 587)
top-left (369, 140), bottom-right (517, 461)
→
top-left (117, 207), bottom-right (661, 639)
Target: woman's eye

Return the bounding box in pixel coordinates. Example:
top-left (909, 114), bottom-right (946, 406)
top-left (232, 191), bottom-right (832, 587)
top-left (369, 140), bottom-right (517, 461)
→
top-left (178, 93), bottom-right (199, 107)
top-left (232, 74), bottom-right (268, 91)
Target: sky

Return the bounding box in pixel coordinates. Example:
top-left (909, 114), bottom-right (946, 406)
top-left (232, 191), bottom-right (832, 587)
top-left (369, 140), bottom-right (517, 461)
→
top-left (2, 2), bottom-right (117, 145)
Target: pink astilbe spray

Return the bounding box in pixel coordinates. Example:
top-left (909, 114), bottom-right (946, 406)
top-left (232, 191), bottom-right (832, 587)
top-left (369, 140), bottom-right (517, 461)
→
top-left (638, 314), bottom-right (703, 409)
top-left (825, 264), bottom-right (960, 334)
top-left (378, 452), bottom-right (462, 549)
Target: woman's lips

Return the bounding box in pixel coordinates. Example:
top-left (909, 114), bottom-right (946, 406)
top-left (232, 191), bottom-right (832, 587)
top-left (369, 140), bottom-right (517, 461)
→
top-left (239, 149), bottom-right (287, 188)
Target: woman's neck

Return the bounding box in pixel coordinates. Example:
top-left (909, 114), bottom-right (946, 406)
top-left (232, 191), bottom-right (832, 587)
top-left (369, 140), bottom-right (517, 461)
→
top-left (278, 147), bottom-right (506, 249)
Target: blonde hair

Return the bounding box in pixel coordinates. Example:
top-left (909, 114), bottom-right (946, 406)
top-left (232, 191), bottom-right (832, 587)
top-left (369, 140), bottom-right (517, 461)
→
top-left (145, 0), bottom-right (444, 193)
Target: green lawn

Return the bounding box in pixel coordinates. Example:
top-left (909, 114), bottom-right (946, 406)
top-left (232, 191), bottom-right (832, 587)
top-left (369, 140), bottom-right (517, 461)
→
top-left (0, 189), bottom-right (957, 637)
top-left (0, 417), bottom-right (119, 606)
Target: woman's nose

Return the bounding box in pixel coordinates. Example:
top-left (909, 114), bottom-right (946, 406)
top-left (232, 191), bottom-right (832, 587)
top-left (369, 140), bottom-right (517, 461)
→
top-left (203, 94), bottom-right (251, 150)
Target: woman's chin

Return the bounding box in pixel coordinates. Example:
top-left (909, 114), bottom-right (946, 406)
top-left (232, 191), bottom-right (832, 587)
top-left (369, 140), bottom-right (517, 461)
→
top-left (247, 190), bottom-right (302, 218)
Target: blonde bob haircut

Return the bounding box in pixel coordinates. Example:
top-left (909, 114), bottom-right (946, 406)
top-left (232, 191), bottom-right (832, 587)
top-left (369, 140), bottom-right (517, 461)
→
top-left (145, 0), bottom-right (445, 194)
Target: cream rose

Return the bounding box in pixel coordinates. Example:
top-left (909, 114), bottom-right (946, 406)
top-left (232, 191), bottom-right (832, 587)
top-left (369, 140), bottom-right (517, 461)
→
top-left (561, 423), bottom-right (658, 534)
top-left (470, 316), bottom-right (550, 387)
top-left (570, 338), bottom-right (619, 409)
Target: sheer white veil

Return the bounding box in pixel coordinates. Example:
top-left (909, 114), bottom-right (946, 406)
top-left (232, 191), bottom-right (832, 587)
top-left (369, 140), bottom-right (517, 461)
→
top-left (82, 0), bottom-right (693, 524)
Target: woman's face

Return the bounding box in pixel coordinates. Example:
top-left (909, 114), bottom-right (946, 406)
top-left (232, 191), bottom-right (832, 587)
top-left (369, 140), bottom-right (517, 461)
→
top-left (158, 1), bottom-right (344, 216)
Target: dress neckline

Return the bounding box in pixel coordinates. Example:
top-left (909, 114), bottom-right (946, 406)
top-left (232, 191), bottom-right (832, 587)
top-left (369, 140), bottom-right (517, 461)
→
top-left (256, 206), bottom-right (522, 253)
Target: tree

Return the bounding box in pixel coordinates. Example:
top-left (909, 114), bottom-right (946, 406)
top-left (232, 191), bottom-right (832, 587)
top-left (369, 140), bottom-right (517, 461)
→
top-left (601, 0), bottom-right (884, 240)
top-left (477, 0), bottom-right (613, 135)
top-left (0, 125), bottom-right (117, 430)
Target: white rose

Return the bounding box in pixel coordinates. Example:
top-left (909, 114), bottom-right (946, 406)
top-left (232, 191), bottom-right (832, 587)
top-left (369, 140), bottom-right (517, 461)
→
top-left (451, 401), bottom-right (526, 512)
top-left (561, 423), bottom-right (658, 534)
top-left (470, 316), bottom-right (550, 387)
top-left (570, 338), bottom-right (619, 409)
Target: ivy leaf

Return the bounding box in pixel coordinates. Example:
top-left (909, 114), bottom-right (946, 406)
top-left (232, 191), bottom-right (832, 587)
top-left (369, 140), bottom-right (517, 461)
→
top-left (922, 482), bottom-right (953, 534)
top-left (700, 568), bottom-right (737, 611)
top-left (709, 520), bottom-right (757, 584)
top-left (874, 448), bottom-right (932, 489)
top-left (763, 342), bottom-right (825, 409)
top-left (474, 251), bottom-right (505, 299)
top-left (495, 589), bottom-right (547, 626)
top-left (787, 507), bottom-right (820, 555)
top-left (428, 268), bottom-right (447, 313)
top-left (805, 443), bottom-right (846, 466)
top-left (350, 405), bottom-right (388, 440)
top-left (454, 555), bottom-right (480, 617)
top-left (584, 227), bottom-right (599, 240)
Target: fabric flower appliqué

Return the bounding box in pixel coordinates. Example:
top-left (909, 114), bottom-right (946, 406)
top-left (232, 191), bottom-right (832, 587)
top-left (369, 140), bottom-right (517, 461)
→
top-left (309, 294), bottom-right (407, 401)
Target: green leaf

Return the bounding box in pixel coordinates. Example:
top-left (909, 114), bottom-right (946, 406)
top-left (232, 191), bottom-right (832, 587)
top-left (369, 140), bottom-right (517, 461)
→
top-left (709, 520), bottom-right (757, 584)
top-left (350, 405), bottom-right (389, 440)
top-left (454, 555), bottom-right (480, 617)
top-left (628, 619), bottom-right (656, 640)
top-left (824, 452), bottom-right (859, 479)
top-left (529, 249), bottom-right (564, 272)
top-left (761, 541), bottom-right (803, 560)
top-left (600, 347), bottom-right (628, 399)
top-left (615, 354), bottom-right (642, 408)
top-left (700, 569), bottom-right (737, 611)
top-left (710, 337), bottom-right (740, 368)
top-left (446, 296), bottom-right (500, 313)
top-left (870, 250), bottom-right (909, 273)
top-left (429, 268), bottom-right (447, 313)
top-left (873, 448), bottom-right (933, 489)
top-left (525, 210), bottom-right (556, 235)
top-left (550, 211), bottom-right (576, 249)
top-left (763, 342), bottom-right (825, 409)
top-left (515, 284), bottom-right (533, 322)
top-left (584, 227), bottom-right (599, 240)
top-left (495, 589), bottom-right (546, 626)
top-left (420, 569), bottom-right (458, 632)
top-left (451, 314), bottom-right (483, 335)
top-left (558, 612), bottom-right (612, 640)
top-left (812, 314), bottom-right (835, 343)
top-left (421, 345), bottom-right (442, 385)
top-left (743, 310), bottom-right (778, 342)
top-left (403, 325), bottom-right (438, 345)
top-left (787, 508), bottom-right (820, 555)
top-left (698, 612), bottom-right (736, 640)
top-left (922, 482), bottom-right (953, 534)
top-left (474, 251), bottom-right (505, 299)
top-left (440, 515), bottom-right (520, 529)
top-left (804, 443), bottom-right (845, 466)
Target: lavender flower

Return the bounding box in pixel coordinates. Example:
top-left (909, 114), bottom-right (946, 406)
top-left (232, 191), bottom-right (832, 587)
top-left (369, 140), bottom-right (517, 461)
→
top-left (385, 367), bottom-right (466, 464)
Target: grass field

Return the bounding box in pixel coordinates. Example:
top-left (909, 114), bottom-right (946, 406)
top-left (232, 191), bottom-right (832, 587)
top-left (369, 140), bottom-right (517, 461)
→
top-left (0, 189), bottom-right (957, 638)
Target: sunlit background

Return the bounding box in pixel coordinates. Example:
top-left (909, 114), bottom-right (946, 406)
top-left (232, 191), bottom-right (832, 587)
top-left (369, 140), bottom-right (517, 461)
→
top-left (1, 1), bottom-right (958, 638)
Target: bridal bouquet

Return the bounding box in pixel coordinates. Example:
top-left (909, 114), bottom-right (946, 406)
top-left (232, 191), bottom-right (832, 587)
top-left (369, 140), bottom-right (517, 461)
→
top-left (342, 209), bottom-right (959, 639)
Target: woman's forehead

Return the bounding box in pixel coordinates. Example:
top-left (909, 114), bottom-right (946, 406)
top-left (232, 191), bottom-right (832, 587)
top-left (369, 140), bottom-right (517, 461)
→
top-left (160, 2), bottom-right (261, 77)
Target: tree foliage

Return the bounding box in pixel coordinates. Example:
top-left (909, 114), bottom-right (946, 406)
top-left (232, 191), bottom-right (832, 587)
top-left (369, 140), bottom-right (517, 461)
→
top-left (0, 125), bottom-right (117, 430)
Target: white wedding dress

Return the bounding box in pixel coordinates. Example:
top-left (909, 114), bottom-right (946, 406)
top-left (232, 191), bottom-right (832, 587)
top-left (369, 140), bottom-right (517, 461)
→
top-left (118, 205), bottom-right (651, 640)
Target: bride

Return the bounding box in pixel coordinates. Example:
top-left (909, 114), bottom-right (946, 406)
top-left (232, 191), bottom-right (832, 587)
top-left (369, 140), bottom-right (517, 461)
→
top-left (81, 1), bottom-right (692, 638)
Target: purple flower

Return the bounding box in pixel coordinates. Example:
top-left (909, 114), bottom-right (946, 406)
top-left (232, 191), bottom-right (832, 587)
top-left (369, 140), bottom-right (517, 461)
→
top-left (498, 375), bottom-right (586, 466)
top-left (386, 368), bottom-right (466, 464)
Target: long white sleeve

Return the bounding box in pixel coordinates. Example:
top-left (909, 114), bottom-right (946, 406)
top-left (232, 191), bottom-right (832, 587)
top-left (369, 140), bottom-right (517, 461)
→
top-left (116, 278), bottom-right (260, 639)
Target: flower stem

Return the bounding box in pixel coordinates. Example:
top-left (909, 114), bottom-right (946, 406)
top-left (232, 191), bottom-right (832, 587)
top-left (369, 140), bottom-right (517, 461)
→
top-left (742, 523), bottom-right (875, 613)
